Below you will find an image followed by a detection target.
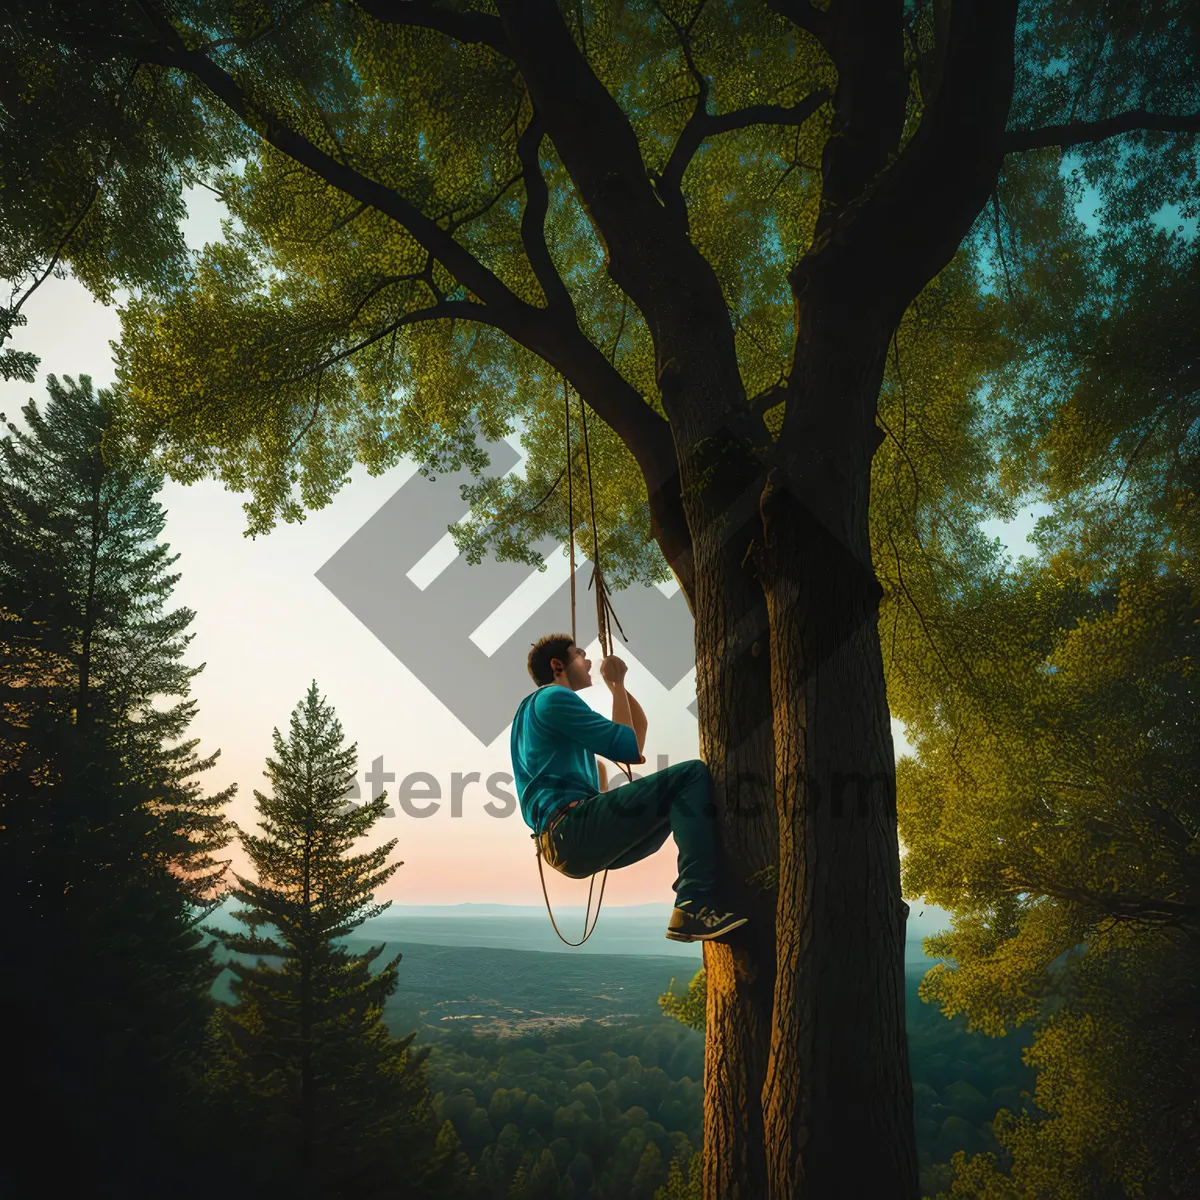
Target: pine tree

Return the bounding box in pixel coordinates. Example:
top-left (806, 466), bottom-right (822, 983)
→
top-left (506, 1164), bottom-right (530, 1200)
top-left (0, 375), bottom-right (236, 1195)
top-left (654, 1149), bottom-right (703, 1200)
top-left (630, 1143), bottom-right (668, 1200)
top-left (526, 1148), bottom-right (563, 1200)
top-left (207, 681), bottom-right (435, 1197)
top-left (0, 375), bottom-right (233, 904)
top-left (422, 1120), bottom-right (478, 1199)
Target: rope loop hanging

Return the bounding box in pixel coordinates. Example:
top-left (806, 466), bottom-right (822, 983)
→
top-left (536, 842), bottom-right (607, 946)
top-left (562, 373), bottom-right (631, 784)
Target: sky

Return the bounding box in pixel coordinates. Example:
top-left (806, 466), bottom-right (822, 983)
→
top-left (0, 185), bottom-right (1050, 910)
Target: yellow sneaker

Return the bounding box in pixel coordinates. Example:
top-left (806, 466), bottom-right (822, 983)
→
top-left (665, 898), bottom-right (748, 942)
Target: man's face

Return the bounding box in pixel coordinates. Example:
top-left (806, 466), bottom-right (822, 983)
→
top-left (554, 643), bottom-right (593, 689)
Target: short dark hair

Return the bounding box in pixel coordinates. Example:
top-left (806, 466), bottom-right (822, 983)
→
top-left (528, 634), bottom-right (574, 686)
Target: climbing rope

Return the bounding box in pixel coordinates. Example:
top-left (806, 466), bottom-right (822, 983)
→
top-left (565, 377), bottom-right (577, 648)
top-left (534, 375), bottom-right (635, 946)
top-left (579, 389), bottom-right (630, 665)
top-left (536, 829), bottom-right (608, 947)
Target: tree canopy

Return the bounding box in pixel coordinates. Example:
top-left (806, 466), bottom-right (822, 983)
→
top-left (1, 1), bottom-right (1194, 578)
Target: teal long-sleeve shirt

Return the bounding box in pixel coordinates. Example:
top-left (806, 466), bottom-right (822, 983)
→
top-left (510, 685), bottom-right (643, 834)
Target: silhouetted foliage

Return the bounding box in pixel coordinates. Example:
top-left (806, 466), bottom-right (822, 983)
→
top-left (0, 376), bottom-right (235, 1196)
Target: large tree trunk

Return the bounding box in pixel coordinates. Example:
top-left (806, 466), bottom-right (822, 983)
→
top-left (760, 324), bottom-right (915, 1198)
top-left (759, 494), bottom-right (914, 1196)
top-left (689, 319), bottom-right (917, 1198)
top-left (691, 467), bottom-right (778, 1198)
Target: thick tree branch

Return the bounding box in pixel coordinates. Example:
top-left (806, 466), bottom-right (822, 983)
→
top-left (794, 0), bottom-right (910, 240)
top-left (69, 4), bottom-right (697, 600)
top-left (113, 9), bottom-right (532, 331)
top-left (660, 91), bottom-right (832, 218)
top-left (750, 381), bottom-right (790, 418)
top-left (494, 0), bottom-right (771, 458)
top-left (774, 1), bottom-right (1018, 481)
top-left (1032, 877), bottom-right (1200, 931)
top-left (703, 95), bottom-right (834, 141)
top-left (127, 11), bottom-right (622, 376)
top-left (494, 1), bottom-right (673, 279)
top-left (790, 1), bottom-right (1019, 327)
top-left (878, 0), bottom-right (1019, 303)
top-left (350, 0), bottom-right (513, 56)
top-left (1005, 109), bottom-right (1200, 153)
top-left (516, 112), bottom-right (574, 316)
top-left (765, 0), bottom-right (830, 45)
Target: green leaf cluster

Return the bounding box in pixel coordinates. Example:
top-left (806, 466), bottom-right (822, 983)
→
top-left (893, 75), bottom-right (1200, 1196)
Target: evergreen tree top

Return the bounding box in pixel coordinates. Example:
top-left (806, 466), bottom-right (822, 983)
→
top-left (220, 679), bottom-right (403, 954)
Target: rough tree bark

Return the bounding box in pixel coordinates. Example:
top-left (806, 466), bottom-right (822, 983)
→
top-left (756, 318), bottom-right (912, 1197)
top-left (678, 317), bottom-right (913, 1199)
top-left (689, 455), bottom-right (779, 1199)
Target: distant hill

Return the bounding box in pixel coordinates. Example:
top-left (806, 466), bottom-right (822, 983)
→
top-left (204, 905), bottom-right (955, 1043)
top-left (201, 897), bottom-right (955, 1040)
top-left (210, 934), bottom-right (955, 1044)
top-left (201, 897), bottom-right (954, 964)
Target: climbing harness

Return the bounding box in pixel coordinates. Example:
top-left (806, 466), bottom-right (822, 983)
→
top-left (533, 375), bottom-right (636, 946)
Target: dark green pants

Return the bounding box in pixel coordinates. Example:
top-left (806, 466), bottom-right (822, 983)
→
top-left (535, 759), bottom-right (719, 904)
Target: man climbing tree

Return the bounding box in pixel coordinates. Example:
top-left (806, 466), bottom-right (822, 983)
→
top-left (514, 635), bottom-right (748, 943)
top-left (3, 3), bottom-right (1197, 1196)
